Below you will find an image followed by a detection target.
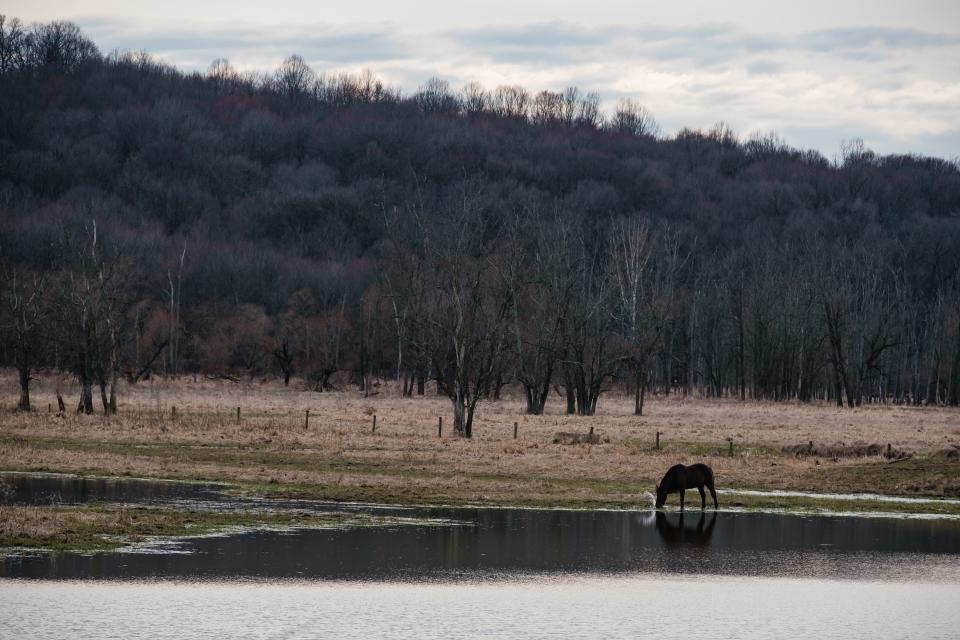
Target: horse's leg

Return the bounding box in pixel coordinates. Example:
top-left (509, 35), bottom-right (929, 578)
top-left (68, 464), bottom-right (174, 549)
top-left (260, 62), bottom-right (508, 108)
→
top-left (679, 489), bottom-right (685, 511)
top-left (708, 482), bottom-right (718, 509)
top-left (698, 486), bottom-right (706, 510)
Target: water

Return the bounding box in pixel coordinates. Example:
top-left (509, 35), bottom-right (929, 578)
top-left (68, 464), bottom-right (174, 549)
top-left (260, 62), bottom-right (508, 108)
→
top-left (1, 472), bottom-right (225, 506)
top-left (3, 576), bottom-right (959, 640)
top-left (3, 473), bottom-right (960, 638)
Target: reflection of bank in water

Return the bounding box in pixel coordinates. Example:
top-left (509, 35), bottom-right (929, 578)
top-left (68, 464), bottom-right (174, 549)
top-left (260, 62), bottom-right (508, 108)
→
top-left (655, 510), bottom-right (717, 548)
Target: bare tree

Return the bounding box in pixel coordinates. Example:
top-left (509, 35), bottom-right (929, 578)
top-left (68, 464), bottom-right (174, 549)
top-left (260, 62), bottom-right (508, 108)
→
top-left (24, 21), bottom-right (98, 72)
top-left (561, 225), bottom-right (614, 416)
top-left (165, 241), bottom-right (186, 376)
top-left (504, 209), bottom-right (576, 414)
top-left (422, 185), bottom-right (511, 437)
top-left (208, 58), bottom-right (241, 94)
top-left (2, 266), bottom-right (46, 410)
top-left (609, 217), bottom-right (684, 414)
top-left (492, 85), bottom-right (530, 119)
top-left (461, 82), bottom-right (489, 116)
top-left (608, 99), bottom-right (660, 138)
top-left (56, 223), bottom-right (130, 414)
top-left (0, 15), bottom-right (26, 74)
top-left (415, 77), bottom-right (459, 114)
top-left (273, 55), bottom-right (316, 101)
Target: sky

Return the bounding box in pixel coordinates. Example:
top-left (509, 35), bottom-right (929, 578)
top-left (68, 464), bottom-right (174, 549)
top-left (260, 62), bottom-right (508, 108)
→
top-left (7, 1), bottom-right (960, 160)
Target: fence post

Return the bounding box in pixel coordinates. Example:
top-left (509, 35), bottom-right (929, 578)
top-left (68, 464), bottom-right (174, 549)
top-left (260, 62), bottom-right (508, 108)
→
top-left (514, 421), bottom-right (518, 439)
top-left (171, 405), bottom-right (177, 420)
top-left (728, 438), bottom-right (734, 457)
top-left (236, 406), bottom-right (241, 425)
top-left (656, 431), bottom-right (660, 450)
top-left (304, 409), bottom-right (310, 430)
top-left (438, 416), bottom-right (442, 438)
top-left (372, 414), bottom-right (377, 433)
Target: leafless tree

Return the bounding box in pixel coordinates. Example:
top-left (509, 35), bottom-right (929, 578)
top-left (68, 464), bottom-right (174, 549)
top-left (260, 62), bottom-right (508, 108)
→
top-left (56, 223), bottom-right (131, 414)
top-left (415, 77), bottom-right (459, 114)
top-left (165, 241), bottom-right (186, 375)
top-left (461, 82), bottom-right (489, 116)
top-left (492, 85), bottom-right (530, 119)
top-left (503, 210), bottom-right (576, 414)
top-left (273, 55), bottom-right (316, 101)
top-left (421, 185), bottom-right (511, 436)
top-left (2, 265), bottom-right (47, 410)
top-left (608, 99), bottom-right (660, 138)
top-left (0, 15), bottom-right (26, 74)
top-left (24, 21), bottom-right (98, 72)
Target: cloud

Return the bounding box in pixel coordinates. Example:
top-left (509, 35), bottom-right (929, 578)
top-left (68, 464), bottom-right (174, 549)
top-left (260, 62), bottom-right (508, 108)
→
top-left (445, 21), bottom-right (959, 66)
top-left (81, 18), bottom-right (411, 66)
top-left (747, 61), bottom-right (781, 75)
top-left (65, 16), bottom-right (960, 159)
top-left (799, 27), bottom-right (960, 52)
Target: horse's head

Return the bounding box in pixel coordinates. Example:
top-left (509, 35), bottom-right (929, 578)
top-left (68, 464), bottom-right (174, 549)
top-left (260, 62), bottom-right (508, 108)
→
top-left (655, 483), bottom-right (666, 508)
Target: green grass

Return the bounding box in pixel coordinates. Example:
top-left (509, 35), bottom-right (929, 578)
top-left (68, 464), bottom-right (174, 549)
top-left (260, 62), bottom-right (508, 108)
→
top-left (717, 492), bottom-right (960, 516)
top-left (4, 432), bottom-right (959, 514)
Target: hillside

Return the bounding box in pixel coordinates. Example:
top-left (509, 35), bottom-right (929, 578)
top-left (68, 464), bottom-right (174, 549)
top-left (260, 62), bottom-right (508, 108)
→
top-left (1, 18), bottom-right (960, 427)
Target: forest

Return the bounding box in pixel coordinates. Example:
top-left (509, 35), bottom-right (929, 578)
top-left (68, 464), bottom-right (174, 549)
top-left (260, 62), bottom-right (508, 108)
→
top-left (2, 17), bottom-right (960, 436)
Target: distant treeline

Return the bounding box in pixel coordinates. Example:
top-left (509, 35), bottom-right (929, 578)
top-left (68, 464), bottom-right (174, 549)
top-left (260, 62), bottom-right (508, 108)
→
top-left (1, 17), bottom-right (959, 434)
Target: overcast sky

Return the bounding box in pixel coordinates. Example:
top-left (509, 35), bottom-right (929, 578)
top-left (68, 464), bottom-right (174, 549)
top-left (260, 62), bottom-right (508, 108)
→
top-left (8, 1), bottom-right (960, 159)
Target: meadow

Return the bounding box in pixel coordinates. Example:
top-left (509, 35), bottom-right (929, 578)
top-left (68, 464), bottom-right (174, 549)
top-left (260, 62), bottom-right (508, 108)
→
top-left (2, 371), bottom-right (958, 511)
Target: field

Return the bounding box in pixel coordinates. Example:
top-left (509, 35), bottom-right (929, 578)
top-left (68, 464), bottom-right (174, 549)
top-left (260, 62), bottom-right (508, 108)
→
top-left (2, 371), bottom-right (959, 513)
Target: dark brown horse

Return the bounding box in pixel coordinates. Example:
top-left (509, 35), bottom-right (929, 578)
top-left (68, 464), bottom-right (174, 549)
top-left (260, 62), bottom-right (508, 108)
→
top-left (655, 463), bottom-right (718, 510)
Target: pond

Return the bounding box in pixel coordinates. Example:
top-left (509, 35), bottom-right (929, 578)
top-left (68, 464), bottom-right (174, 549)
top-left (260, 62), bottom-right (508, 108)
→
top-left (2, 472), bottom-right (960, 638)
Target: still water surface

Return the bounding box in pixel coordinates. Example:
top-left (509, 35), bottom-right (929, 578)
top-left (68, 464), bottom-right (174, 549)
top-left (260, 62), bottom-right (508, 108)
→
top-left (2, 473), bottom-right (959, 638)
top-left (4, 575), bottom-right (959, 640)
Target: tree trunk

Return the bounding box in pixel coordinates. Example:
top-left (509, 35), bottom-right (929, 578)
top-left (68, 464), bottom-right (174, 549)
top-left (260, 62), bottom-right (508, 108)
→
top-left (737, 286), bottom-right (746, 401)
top-left (451, 383), bottom-right (470, 438)
top-left (493, 373), bottom-right (504, 401)
top-left (17, 364), bottom-right (31, 411)
top-left (523, 364), bottom-right (553, 415)
top-left (108, 370), bottom-right (118, 414)
top-left (830, 360), bottom-right (844, 408)
top-left (465, 403), bottom-right (476, 439)
top-left (99, 380), bottom-right (109, 413)
top-left (925, 353), bottom-right (940, 405)
top-left (634, 365), bottom-right (646, 416)
top-left (564, 366), bottom-right (576, 415)
top-left (524, 384), bottom-right (540, 415)
top-left (575, 369), bottom-right (591, 416)
top-left (949, 318), bottom-right (960, 406)
top-left (79, 381), bottom-right (94, 415)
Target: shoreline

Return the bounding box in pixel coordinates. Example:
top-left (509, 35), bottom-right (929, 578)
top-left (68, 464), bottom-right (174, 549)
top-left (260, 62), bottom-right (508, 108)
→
top-left (4, 469), bottom-right (960, 554)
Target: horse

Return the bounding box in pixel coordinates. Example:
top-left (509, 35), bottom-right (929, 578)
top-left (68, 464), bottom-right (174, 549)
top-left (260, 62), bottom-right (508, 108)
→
top-left (655, 463), bottom-right (718, 510)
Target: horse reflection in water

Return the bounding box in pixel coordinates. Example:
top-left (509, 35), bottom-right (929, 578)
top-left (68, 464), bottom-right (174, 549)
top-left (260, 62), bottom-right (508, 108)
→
top-left (654, 510), bottom-right (718, 548)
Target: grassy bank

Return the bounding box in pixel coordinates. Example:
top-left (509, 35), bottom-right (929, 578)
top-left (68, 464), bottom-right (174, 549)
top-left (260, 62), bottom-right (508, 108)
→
top-left (1, 430), bottom-right (958, 511)
top-left (0, 503), bottom-right (382, 553)
top-left (3, 470), bottom-right (959, 556)
top-left (1, 375), bottom-right (959, 534)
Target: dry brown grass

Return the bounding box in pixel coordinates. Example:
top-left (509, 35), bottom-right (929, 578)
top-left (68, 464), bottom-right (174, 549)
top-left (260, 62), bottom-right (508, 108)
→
top-left (2, 372), bottom-right (959, 504)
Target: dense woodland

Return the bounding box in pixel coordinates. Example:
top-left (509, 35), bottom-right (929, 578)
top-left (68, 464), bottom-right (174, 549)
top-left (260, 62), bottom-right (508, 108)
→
top-left (2, 18), bottom-right (960, 436)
